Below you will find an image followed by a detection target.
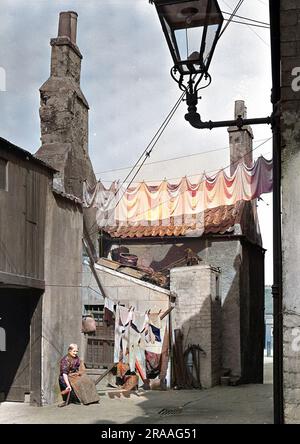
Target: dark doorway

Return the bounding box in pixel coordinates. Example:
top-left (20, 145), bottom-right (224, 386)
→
top-left (0, 288), bottom-right (41, 402)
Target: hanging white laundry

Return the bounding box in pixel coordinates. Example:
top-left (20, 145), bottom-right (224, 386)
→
top-left (128, 311), bottom-right (147, 372)
top-left (104, 297), bottom-right (114, 313)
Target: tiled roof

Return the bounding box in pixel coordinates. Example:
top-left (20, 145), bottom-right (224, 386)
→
top-left (104, 201), bottom-right (245, 239)
top-left (52, 189), bottom-right (83, 205)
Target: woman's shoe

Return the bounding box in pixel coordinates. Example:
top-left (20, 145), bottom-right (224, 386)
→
top-left (58, 401), bottom-right (67, 408)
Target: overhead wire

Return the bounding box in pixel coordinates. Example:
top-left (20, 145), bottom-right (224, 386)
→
top-left (221, 0), bottom-right (270, 47)
top-left (112, 91), bottom-right (185, 209)
top-left (223, 18), bottom-right (269, 29)
top-left (110, 0), bottom-right (246, 205)
top-left (86, 137), bottom-right (272, 238)
top-left (218, 0), bottom-right (245, 39)
top-left (108, 0), bottom-right (246, 204)
top-left (114, 91), bottom-right (185, 192)
top-left (86, 92), bottom-right (185, 238)
top-left (221, 11), bottom-right (269, 26)
top-left (87, 0), bottom-right (269, 238)
top-left (96, 138), bottom-right (269, 176)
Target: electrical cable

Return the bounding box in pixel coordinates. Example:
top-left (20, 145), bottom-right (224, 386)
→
top-left (96, 138), bottom-right (269, 176)
top-left (115, 91), bottom-right (185, 194)
top-left (112, 90), bottom-right (184, 209)
top-left (218, 0), bottom-right (245, 39)
top-left (86, 92), bottom-right (185, 238)
top-left (223, 18), bottom-right (269, 29)
top-left (86, 137), bottom-right (272, 238)
top-left (221, 11), bottom-right (269, 26)
top-left (221, 0), bottom-right (270, 47)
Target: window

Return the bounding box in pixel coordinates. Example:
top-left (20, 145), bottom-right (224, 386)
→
top-left (84, 305), bottom-right (104, 323)
top-left (0, 158), bottom-right (7, 190)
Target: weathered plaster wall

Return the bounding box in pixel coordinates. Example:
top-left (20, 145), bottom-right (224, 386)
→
top-left (0, 146), bottom-right (50, 282)
top-left (41, 192), bottom-right (83, 405)
top-left (87, 264), bottom-right (171, 362)
top-left (94, 264), bottom-right (170, 315)
top-left (280, 0), bottom-right (300, 424)
top-left (170, 265), bottom-right (221, 388)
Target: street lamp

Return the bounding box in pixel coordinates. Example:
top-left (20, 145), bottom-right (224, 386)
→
top-left (151, 0), bottom-right (272, 129)
top-left (152, 0), bottom-right (223, 123)
top-left (153, 0), bottom-right (223, 76)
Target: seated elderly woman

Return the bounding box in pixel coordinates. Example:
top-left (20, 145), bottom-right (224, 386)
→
top-left (58, 343), bottom-right (100, 407)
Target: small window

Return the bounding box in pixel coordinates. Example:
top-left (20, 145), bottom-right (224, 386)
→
top-left (84, 305), bottom-right (104, 323)
top-left (0, 158), bottom-right (7, 190)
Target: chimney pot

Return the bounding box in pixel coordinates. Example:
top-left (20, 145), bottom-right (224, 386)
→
top-left (234, 100), bottom-right (247, 120)
top-left (58, 11), bottom-right (78, 44)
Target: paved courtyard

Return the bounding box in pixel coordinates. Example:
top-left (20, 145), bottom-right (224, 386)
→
top-left (0, 359), bottom-right (273, 425)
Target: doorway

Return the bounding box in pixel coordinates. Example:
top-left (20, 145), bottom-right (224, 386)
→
top-left (0, 288), bottom-right (41, 402)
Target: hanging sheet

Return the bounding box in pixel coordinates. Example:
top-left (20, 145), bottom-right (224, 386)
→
top-left (83, 157), bottom-right (273, 230)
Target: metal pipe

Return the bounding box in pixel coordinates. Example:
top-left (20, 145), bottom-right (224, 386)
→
top-left (269, 0), bottom-right (283, 425)
top-left (185, 115), bottom-right (272, 130)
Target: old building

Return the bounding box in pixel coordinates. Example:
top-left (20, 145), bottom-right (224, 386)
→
top-left (0, 137), bottom-right (83, 405)
top-left (98, 102), bottom-right (266, 385)
top-left (0, 11), bottom-right (97, 406)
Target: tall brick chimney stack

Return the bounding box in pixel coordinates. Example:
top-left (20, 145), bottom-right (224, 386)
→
top-left (36, 11), bottom-right (96, 198)
top-left (228, 100), bottom-right (254, 176)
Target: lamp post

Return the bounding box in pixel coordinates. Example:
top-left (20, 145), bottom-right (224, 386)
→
top-left (151, 0), bottom-right (272, 129)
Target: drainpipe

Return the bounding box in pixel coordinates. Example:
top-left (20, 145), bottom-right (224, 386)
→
top-left (269, 0), bottom-right (283, 424)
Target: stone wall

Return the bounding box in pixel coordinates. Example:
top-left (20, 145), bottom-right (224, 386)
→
top-left (36, 12), bottom-right (96, 200)
top-left (281, 0), bottom-right (300, 424)
top-left (170, 265), bottom-right (221, 389)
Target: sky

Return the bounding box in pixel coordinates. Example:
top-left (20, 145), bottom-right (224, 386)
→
top-left (0, 0), bottom-right (273, 283)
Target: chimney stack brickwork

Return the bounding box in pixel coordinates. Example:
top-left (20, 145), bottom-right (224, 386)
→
top-left (36, 11), bottom-right (95, 199)
top-left (228, 100), bottom-right (254, 176)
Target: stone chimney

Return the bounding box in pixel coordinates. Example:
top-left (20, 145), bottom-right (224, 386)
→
top-left (228, 101), bottom-right (254, 176)
top-left (36, 11), bottom-right (96, 198)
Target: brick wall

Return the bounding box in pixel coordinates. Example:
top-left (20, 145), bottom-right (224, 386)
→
top-left (170, 265), bottom-right (221, 388)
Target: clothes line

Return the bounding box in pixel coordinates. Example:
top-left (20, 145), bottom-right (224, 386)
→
top-left (83, 156), bottom-right (273, 229)
top-left (104, 297), bottom-right (174, 320)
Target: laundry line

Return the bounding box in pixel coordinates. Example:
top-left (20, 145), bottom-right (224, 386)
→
top-left (104, 296), bottom-right (173, 321)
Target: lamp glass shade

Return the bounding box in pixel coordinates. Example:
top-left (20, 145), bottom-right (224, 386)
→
top-left (155, 0), bottom-right (223, 75)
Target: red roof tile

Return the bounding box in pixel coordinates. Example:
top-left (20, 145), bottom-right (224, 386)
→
top-left (104, 202), bottom-right (245, 239)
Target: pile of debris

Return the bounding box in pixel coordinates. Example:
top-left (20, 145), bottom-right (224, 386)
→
top-left (96, 247), bottom-right (205, 290)
top-left (97, 256), bottom-right (170, 289)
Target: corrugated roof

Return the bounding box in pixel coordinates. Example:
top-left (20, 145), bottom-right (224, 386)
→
top-left (104, 201), bottom-right (245, 239)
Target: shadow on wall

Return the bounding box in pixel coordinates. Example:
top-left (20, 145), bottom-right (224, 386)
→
top-left (221, 254), bottom-right (242, 380)
top-left (148, 241), bottom-right (206, 271)
top-left (0, 289), bottom-right (40, 402)
top-left (222, 251), bottom-right (264, 384)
